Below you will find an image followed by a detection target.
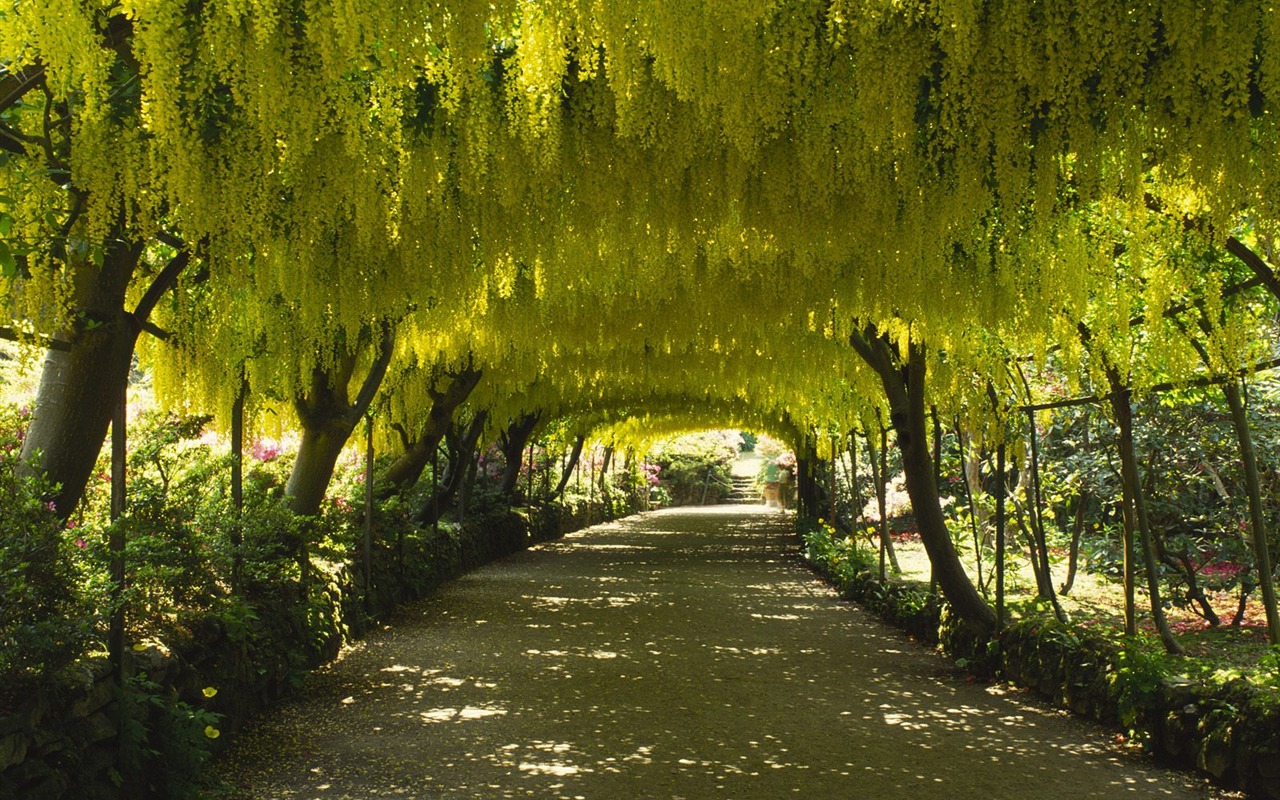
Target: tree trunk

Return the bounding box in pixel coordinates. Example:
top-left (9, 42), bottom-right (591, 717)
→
top-left (866, 424), bottom-right (899, 576)
top-left (1010, 479), bottom-right (1051, 599)
top-left (598, 444), bottom-right (614, 500)
top-left (796, 446), bottom-right (822, 519)
top-left (286, 424), bottom-right (350, 517)
top-left (1060, 492), bottom-right (1088, 595)
top-left (1223, 380), bottom-right (1280, 643)
top-left (459, 445), bottom-right (479, 525)
top-left (851, 327), bottom-right (995, 635)
top-left (379, 365), bottom-right (482, 497)
top-left (548, 434), bottom-right (585, 502)
top-left (20, 239), bottom-right (144, 517)
top-left (1109, 383), bottom-right (1182, 654)
top-left (498, 412), bottom-right (541, 500)
top-left (1175, 306), bottom-right (1279, 641)
top-left (416, 411), bottom-right (488, 526)
top-left (381, 434), bottom-right (435, 494)
top-left (286, 327), bottom-right (394, 517)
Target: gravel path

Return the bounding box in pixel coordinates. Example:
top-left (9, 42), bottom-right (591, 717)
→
top-left (212, 506), bottom-right (1225, 799)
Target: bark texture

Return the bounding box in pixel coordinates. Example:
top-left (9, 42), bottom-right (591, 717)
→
top-left (416, 411), bottom-right (488, 526)
top-left (498, 413), bottom-right (541, 500)
top-left (851, 326), bottom-right (995, 635)
top-left (285, 328), bottom-right (393, 517)
top-left (379, 365), bottom-right (483, 497)
top-left (21, 239), bottom-right (144, 517)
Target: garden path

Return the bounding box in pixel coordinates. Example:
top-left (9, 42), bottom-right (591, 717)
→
top-left (213, 507), bottom-right (1227, 799)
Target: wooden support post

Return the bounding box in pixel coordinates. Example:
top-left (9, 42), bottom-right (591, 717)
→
top-left (956, 423), bottom-right (986, 599)
top-left (230, 376), bottom-right (245, 593)
top-left (849, 431), bottom-right (860, 539)
top-left (1225, 378), bottom-right (1280, 642)
top-left (1026, 406), bottom-right (1064, 620)
top-left (109, 384), bottom-right (127, 682)
top-left (877, 424), bottom-right (888, 582)
top-left (828, 434), bottom-right (838, 524)
top-left (527, 438), bottom-right (536, 505)
top-left (363, 414), bottom-right (374, 611)
top-left (995, 443), bottom-right (1006, 634)
top-left (431, 446), bottom-right (439, 537)
top-left (930, 409), bottom-right (941, 595)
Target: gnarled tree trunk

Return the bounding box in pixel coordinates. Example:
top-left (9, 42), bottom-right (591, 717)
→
top-left (286, 326), bottom-right (393, 517)
top-left (416, 411), bottom-right (488, 526)
top-left (379, 365), bottom-right (482, 497)
top-left (498, 412), bottom-right (541, 500)
top-left (851, 325), bottom-right (995, 636)
top-left (21, 238), bottom-right (188, 518)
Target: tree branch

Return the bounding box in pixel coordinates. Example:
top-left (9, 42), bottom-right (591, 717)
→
top-left (0, 123), bottom-right (35, 156)
top-left (133, 248), bottom-right (190, 323)
top-left (1225, 237), bottom-right (1280, 300)
top-left (350, 323), bottom-right (395, 418)
top-left (1019, 356), bottom-right (1280, 412)
top-left (155, 230), bottom-right (186, 251)
top-left (0, 327), bottom-right (71, 352)
top-left (849, 323), bottom-right (893, 374)
top-left (390, 422), bottom-right (414, 452)
top-left (1144, 192), bottom-right (1280, 302)
top-left (0, 64), bottom-right (46, 115)
top-left (139, 320), bottom-right (172, 341)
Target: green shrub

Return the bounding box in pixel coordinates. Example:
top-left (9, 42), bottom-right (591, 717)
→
top-left (1110, 638), bottom-right (1170, 737)
top-left (648, 431), bottom-right (738, 505)
top-left (0, 405), bottom-right (98, 699)
top-left (112, 674), bottom-right (223, 800)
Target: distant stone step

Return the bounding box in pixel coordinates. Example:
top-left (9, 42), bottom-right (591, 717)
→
top-left (723, 476), bottom-right (759, 504)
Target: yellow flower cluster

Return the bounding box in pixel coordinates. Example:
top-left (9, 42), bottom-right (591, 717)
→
top-left (2, 1), bottom-right (1278, 444)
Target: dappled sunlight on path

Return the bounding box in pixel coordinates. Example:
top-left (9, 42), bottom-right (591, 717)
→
top-left (214, 507), bottom-right (1223, 799)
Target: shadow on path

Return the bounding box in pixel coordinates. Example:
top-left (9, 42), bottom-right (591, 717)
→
top-left (213, 506), bottom-right (1225, 799)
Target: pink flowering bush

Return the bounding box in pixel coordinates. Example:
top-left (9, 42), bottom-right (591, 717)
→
top-left (251, 439), bottom-right (283, 462)
top-left (643, 462), bottom-right (661, 486)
